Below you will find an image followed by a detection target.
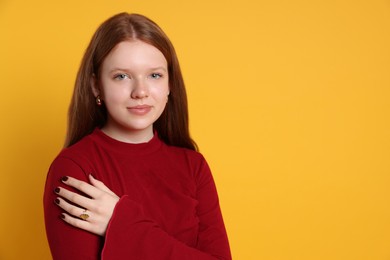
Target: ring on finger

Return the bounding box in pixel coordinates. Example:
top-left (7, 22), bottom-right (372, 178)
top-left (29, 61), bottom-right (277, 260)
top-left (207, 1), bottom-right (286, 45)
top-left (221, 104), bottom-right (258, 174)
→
top-left (79, 209), bottom-right (90, 221)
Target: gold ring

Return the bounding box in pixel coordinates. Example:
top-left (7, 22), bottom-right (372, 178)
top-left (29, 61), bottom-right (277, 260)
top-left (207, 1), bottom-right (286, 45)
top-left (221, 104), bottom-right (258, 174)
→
top-left (80, 210), bottom-right (89, 220)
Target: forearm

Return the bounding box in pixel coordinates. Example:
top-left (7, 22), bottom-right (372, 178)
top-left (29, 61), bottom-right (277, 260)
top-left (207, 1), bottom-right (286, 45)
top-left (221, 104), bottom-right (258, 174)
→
top-left (102, 196), bottom-right (231, 260)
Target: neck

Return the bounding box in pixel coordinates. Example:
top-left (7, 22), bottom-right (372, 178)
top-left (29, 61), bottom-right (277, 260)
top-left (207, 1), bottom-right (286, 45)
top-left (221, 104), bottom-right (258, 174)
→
top-left (101, 126), bottom-right (153, 144)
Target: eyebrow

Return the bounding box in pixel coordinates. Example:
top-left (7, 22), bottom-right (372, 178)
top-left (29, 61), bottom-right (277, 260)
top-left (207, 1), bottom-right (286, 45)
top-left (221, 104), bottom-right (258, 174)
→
top-left (109, 66), bottom-right (167, 73)
top-left (150, 66), bottom-right (168, 72)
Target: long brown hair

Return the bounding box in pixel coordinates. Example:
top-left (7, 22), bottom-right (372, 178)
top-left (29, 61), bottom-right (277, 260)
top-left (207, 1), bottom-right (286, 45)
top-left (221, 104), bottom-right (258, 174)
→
top-left (65, 13), bottom-right (197, 151)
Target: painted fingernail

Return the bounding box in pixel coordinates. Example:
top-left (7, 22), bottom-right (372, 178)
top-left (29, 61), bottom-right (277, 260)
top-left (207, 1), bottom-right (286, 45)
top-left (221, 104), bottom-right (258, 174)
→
top-left (55, 198), bottom-right (60, 205)
top-left (54, 187), bottom-right (60, 193)
top-left (61, 176), bottom-right (68, 182)
top-left (60, 214), bottom-right (65, 219)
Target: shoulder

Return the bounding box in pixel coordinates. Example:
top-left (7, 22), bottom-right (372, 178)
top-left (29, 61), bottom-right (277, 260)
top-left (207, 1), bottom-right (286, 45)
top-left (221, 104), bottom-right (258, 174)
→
top-left (60, 136), bottom-right (92, 158)
top-left (161, 143), bottom-right (211, 175)
top-left (163, 143), bottom-right (205, 161)
top-left (45, 135), bottom-right (97, 197)
top-left (50, 134), bottom-right (96, 174)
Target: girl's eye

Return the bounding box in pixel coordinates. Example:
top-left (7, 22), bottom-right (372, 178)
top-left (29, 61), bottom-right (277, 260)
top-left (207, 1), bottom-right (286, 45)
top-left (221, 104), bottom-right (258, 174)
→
top-left (150, 73), bottom-right (162, 79)
top-left (114, 73), bottom-right (129, 80)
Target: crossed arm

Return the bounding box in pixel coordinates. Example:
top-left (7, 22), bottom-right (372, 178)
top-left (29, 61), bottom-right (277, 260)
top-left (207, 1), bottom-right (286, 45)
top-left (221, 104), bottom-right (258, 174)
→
top-left (44, 156), bottom-right (231, 259)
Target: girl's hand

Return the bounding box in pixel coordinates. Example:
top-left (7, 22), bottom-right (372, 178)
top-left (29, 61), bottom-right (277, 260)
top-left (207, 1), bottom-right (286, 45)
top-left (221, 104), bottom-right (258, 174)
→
top-left (54, 174), bottom-right (120, 236)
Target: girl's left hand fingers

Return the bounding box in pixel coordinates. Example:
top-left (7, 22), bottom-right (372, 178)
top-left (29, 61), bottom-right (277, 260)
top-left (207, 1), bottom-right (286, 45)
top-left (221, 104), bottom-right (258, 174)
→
top-left (55, 186), bottom-right (93, 210)
top-left (88, 174), bottom-right (117, 196)
top-left (61, 176), bottom-right (101, 198)
top-left (55, 175), bottom-right (120, 236)
top-left (55, 197), bottom-right (91, 220)
top-left (61, 213), bottom-right (103, 235)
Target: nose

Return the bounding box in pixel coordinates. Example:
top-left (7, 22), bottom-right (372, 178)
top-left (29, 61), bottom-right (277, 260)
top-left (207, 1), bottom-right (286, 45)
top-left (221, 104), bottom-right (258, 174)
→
top-left (131, 79), bottom-right (149, 99)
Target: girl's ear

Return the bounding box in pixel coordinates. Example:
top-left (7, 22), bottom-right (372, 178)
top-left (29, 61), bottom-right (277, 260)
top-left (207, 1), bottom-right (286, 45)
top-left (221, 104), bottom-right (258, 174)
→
top-left (91, 74), bottom-right (100, 97)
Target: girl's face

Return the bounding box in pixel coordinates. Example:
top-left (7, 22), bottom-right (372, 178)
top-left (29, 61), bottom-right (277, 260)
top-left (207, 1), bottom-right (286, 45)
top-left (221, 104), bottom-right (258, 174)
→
top-left (92, 40), bottom-right (169, 143)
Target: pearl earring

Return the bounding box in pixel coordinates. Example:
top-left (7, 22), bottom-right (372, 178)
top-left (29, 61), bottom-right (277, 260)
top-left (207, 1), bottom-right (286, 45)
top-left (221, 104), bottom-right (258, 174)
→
top-left (96, 95), bottom-right (102, 106)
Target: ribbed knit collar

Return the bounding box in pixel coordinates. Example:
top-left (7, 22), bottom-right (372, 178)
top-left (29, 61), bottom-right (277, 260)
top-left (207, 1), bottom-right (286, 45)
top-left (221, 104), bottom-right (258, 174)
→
top-left (89, 128), bottom-right (163, 155)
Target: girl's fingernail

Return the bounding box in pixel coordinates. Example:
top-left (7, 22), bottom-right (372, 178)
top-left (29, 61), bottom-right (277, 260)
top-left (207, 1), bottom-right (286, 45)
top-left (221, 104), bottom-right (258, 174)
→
top-left (60, 214), bottom-right (65, 219)
top-left (61, 176), bottom-right (68, 182)
top-left (54, 187), bottom-right (60, 193)
top-left (55, 198), bottom-right (60, 205)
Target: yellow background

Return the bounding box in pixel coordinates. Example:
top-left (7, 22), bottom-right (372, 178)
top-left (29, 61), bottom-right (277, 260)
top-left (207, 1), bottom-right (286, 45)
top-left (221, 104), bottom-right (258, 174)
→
top-left (1, 0), bottom-right (389, 259)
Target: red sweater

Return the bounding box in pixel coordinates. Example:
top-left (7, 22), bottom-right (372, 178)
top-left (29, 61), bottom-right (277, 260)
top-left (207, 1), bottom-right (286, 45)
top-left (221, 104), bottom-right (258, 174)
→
top-left (43, 128), bottom-right (231, 259)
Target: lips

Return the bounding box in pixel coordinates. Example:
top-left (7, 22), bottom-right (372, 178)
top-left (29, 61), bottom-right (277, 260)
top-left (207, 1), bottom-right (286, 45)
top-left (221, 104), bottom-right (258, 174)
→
top-left (127, 105), bottom-right (152, 115)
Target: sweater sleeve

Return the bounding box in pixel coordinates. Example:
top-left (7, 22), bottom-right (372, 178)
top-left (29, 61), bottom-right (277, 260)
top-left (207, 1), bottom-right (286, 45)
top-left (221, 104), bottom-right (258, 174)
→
top-left (101, 155), bottom-right (231, 260)
top-left (43, 156), bottom-right (103, 260)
